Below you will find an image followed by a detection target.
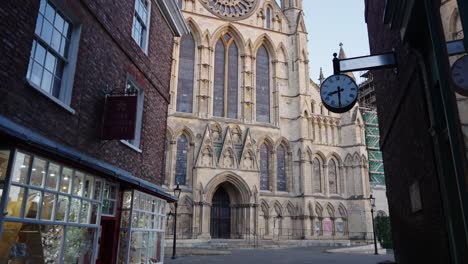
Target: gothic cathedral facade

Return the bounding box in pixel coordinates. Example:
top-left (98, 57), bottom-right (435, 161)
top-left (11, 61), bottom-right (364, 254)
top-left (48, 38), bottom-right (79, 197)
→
top-left (164, 0), bottom-right (373, 240)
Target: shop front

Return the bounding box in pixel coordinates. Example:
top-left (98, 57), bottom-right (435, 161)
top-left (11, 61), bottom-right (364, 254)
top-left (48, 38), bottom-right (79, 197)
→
top-left (0, 149), bottom-right (170, 264)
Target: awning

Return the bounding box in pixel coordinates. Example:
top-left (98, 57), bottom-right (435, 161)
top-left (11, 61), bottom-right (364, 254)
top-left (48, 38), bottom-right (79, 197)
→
top-left (0, 115), bottom-right (177, 202)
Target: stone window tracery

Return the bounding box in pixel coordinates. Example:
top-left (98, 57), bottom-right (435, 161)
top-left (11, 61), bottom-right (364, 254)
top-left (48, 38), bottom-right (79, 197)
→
top-left (266, 8), bottom-right (271, 29)
top-left (175, 135), bottom-right (188, 185)
top-left (277, 145), bottom-right (287, 192)
top-left (328, 159), bottom-right (338, 194)
top-left (199, 0), bottom-right (259, 20)
top-left (312, 158), bottom-right (322, 193)
top-left (260, 144), bottom-right (270, 191)
top-left (176, 33), bottom-right (195, 113)
top-left (213, 34), bottom-right (239, 118)
top-left (256, 45), bottom-right (271, 123)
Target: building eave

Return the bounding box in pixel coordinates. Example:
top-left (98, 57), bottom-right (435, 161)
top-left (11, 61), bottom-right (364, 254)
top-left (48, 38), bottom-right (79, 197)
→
top-left (154, 0), bottom-right (190, 37)
top-left (0, 115), bottom-right (178, 203)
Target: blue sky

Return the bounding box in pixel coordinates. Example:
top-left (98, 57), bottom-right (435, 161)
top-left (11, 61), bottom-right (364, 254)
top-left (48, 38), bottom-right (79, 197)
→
top-left (298, 0), bottom-right (370, 83)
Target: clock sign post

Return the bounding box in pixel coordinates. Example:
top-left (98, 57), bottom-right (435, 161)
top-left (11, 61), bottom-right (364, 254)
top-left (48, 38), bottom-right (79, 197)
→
top-left (320, 52), bottom-right (397, 113)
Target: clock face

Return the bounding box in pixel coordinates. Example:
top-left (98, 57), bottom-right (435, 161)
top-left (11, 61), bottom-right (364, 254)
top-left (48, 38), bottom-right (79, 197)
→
top-left (320, 74), bottom-right (359, 113)
top-left (451, 55), bottom-right (468, 96)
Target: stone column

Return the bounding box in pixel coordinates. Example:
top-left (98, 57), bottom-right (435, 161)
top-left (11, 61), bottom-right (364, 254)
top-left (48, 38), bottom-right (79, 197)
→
top-left (323, 164), bottom-right (329, 196)
top-left (271, 150), bottom-right (277, 192)
top-left (198, 202), bottom-right (211, 239)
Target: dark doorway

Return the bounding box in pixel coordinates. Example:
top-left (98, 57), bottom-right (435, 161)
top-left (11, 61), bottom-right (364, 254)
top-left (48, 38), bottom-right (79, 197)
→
top-left (210, 187), bottom-right (231, 238)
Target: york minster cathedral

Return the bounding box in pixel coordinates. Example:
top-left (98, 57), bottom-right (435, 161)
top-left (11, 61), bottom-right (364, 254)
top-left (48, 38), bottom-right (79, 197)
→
top-left (164, 0), bottom-right (373, 240)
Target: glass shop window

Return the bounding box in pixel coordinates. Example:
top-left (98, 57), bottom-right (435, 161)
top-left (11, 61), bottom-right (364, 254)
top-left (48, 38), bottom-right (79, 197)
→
top-left (0, 150), bottom-right (103, 264)
top-left (119, 190), bottom-right (167, 264)
top-left (0, 149), bottom-right (11, 202)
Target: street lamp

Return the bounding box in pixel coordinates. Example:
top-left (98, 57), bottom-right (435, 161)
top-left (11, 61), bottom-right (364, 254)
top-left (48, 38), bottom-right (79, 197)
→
top-left (172, 183), bottom-right (182, 259)
top-left (368, 194), bottom-right (378, 255)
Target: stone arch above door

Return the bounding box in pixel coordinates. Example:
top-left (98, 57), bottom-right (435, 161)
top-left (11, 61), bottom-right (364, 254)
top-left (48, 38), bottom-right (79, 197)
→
top-left (204, 172), bottom-right (252, 205)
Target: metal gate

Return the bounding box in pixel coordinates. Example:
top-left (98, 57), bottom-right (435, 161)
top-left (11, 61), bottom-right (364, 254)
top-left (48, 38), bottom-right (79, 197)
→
top-left (210, 187), bottom-right (231, 239)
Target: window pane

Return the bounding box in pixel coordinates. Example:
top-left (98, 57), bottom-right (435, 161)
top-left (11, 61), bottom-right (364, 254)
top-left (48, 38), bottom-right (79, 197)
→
top-left (25, 189), bottom-right (42, 219)
top-left (72, 171), bottom-right (84, 196)
top-left (35, 14), bottom-right (44, 35)
top-left (41, 69), bottom-right (53, 93)
top-left (256, 46), bottom-right (270, 123)
top-left (176, 33), bottom-right (195, 113)
top-left (11, 152), bottom-right (31, 184)
top-left (80, 200), bottom-right (90, 223)
top-left (277, 146), bottom-right (287, 192)
top-left (83, 175), bottom-right (94, 199)
top-left (175, 135), bottom-right (188, 185)
top-left (94, 180), bottom-right (102, 200)
top-left (40, 20), bottom-right (53, 44)
top-left (60, 167), bottom-right (72, 193)
top-left (34, 43), bottom-right (46, 65)
top-left (55, 195), bottom-right (68, 221)
top-left (45, 162), bottom-right (60, 190)
top-left (41, 192), bottom-right (56, 220)
top-left (69, 198), bottom-right (80, 222)
top-left (6, 186), bottom-right (25, 217)
top-left (31, 62), bottom-right (44, 86)
top-left (30, 157), bottom-right (47, 187)
top-left (213, 39), bottom-right (225, 117)
top-left (63, 226), bottom-right (95, 264)
top-left (260, 144), bottom-right (269, 191)
top-left (51, 28), bottom-right (62, 52)
top-left (227, 42), bottom-right (239, 118)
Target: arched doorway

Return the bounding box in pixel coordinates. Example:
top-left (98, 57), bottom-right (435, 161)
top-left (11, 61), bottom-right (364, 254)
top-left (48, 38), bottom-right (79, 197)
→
top-left (210, 187), bottom-right (231, 238)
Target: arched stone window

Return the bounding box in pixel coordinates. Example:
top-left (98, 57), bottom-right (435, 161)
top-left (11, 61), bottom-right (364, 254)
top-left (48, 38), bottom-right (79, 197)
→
top-left (312, 158), bottom-right (322, 193)
top-left (266, 8), bottom-right (271, 29)
top-left (256, 45), bottom-right (271, 123)
top-left (328, 159), bottom-right (338, 194)
top-left (277, 145), bottom-right (287, 191)
top-left (176, 33), bottom-right (195, 113)
top-left (213, 34), bottom-right (239, 118)
top-left (260, 144), bottom-right (270, 191)
top-left (175, 135), bottom-right (188, 185)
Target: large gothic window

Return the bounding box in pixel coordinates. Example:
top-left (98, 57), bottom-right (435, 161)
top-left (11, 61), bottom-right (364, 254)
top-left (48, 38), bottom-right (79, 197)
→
top-left (260, 144), bottom-right (270, 191)
top-left (328, 159), bottom-right (338, 194)
top-left (313, 158), bottom-right (322, 193)
top-left (175, 135), bottom-right (188, 185)
top-left (256, 45), bottom-right (270, 123)
top-left (277, 145), bottom-right (287, 192)
top-left (213, 34), bottom-right (239, 118)
top-left (176, 33), bottom-right (195, 113)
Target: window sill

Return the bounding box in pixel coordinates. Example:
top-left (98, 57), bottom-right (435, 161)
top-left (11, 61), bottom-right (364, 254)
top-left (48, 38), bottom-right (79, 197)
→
top-left (26, 80), bottom-right (76, 114)
top-left (120, 140), bottom-right (143, 153)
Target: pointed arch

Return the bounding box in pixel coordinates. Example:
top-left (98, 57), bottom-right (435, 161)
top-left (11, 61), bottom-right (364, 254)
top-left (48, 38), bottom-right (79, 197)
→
top-left (174, 126), bottom-right (195, 144)
top-left (285, 201), bottom-right (296, 217)
top-left (273, 200), bottom-right (283, 216)
top-left (256, 44), bottom-right (271, 123)
top-left (275, 137), bottom-right (291, 151)
top-left (259, 143), bottom-right (271, 191)
top-left (184, 18), bottom-right (203, 44)
top-left (252, 34), bottom-right (277, 61)
top-left (353, 152), bottom-right (361, 166)
top-left (260, 199), bottom-right (270, 215)
top-left (338, 203), bottom-right (347, 218)
top-left (175, 133), bottom-right (189, 185)
top-left (210, 24), bottom-right (246, 54)
top-left (326, 203), bottom-right (335, 218)
top-left (277, 43), bottom-right (289, 63)
top-left (315, 203), bottom-right (323, 217)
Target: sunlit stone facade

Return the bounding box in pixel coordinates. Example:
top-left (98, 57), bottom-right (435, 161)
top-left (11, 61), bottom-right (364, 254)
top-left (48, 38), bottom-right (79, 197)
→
top-left (164, 0), bottom-right (373, 240)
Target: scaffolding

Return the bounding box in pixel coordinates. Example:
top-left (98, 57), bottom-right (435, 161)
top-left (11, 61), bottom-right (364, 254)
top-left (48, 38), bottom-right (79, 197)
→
top-left (361, 108), bottom-right (385, 185)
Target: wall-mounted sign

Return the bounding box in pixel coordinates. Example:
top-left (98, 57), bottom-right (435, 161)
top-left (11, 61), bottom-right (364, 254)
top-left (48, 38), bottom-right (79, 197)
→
top-left (101, 95), bottom-right (138, 140)
top-left (338, 52), bottom-right (397, 73)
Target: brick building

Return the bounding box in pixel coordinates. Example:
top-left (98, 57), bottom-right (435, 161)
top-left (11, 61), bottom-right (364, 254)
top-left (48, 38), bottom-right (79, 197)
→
top-left (365, 0), bottom-right (467, 263)
top-left (0, 0), bottom-right (188, 263)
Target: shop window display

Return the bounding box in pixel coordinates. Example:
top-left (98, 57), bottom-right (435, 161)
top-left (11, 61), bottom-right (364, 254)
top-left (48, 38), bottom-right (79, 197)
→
top-left (119, 190), bottom-right (167, 264)
top-left (0, 151), bottom-right (102, 263)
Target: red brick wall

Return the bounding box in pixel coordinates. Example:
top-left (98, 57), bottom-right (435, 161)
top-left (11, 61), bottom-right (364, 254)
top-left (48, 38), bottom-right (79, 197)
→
top-left (366, 0), bottom-right (451, 263)
top-left (0, 0), bottom-right (175, 185)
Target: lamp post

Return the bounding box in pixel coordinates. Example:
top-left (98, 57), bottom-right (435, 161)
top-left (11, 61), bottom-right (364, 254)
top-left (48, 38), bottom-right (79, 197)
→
top-left (369, 194), bottom-right (378, 255)
top-left (172, 183), bottom-right (182, 259)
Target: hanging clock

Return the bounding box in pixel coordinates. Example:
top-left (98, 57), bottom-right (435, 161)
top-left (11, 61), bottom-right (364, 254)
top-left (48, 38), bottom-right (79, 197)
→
top-left (451, 55), bottom-right (468, 96)
top-left (320, 74), bottom-right (359, 113)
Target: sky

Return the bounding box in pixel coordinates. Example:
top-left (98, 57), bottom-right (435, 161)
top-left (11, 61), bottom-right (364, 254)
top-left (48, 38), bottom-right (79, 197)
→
top-left (296, 0), bottom-right (371, 83)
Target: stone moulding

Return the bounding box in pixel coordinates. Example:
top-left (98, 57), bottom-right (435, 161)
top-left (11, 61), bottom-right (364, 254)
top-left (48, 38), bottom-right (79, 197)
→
top-left (199, 0), bottom-right (259, 21)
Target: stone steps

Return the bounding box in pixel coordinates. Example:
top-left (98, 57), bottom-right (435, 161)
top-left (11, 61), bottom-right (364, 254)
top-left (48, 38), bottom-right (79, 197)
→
top-left (165, 239), bottom-right (351, 251)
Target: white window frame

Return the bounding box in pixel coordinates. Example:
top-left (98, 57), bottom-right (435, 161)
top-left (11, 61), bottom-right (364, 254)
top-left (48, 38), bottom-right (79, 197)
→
top-left (121, 77), bottom-right (144, 152)
top-left (26, 0), bottom-right (81, 113)
top-left (132, 0), bottom-right (151, 53)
